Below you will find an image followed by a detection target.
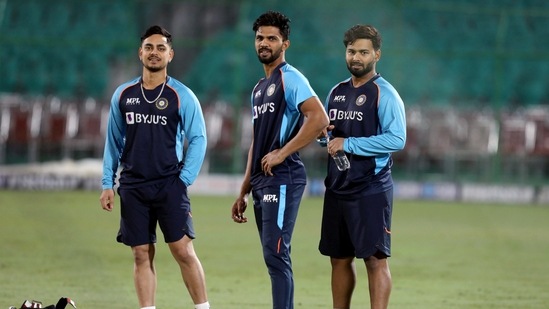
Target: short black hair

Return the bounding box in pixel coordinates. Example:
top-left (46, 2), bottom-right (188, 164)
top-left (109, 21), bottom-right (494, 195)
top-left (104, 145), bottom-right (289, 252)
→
top-left (140, 25), bottom-right (172, 45)
top-left (343, 24), bottom-right (382, 51)
top-left (252, 11), bottom-right (291, 41)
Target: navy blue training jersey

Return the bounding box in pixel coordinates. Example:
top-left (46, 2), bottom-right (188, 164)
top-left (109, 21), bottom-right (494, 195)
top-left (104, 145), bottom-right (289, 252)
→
top-left (249, 62), bottom-right (318, 189)
top-left (324, 74), bottom-right (406, 195)
top-left (102, 76), bottom-right (207, 189)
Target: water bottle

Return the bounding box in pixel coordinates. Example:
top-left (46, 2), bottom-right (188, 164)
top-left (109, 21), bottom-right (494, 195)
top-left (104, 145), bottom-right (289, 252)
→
top-left (332, 149), bottom-right (350, 171)
top-left (316, 133), bottom-right (350, 171)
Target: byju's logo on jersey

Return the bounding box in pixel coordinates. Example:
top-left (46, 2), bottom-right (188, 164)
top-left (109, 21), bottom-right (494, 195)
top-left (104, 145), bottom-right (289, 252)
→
top-left (263, 194), bottom-right (278, 203)
top-left (126, 112), bottom-right (135, 124)
top-left (126, 112), bottom-right (168, 125)
top-left (253, 102), bottom-right (275, 119)
top-left (126, 98), bottom-right (141, 105)
top-left (329, 109), bottom-right (363, 121)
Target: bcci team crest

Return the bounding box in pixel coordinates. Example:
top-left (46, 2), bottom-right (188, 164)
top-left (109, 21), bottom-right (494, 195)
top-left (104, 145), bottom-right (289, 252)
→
top-left (156, 98), bottom-right (168, 110)
top-left (267, 84), bottom-right (276, 96)
top-left (356, 94), bottom-right (367, 106)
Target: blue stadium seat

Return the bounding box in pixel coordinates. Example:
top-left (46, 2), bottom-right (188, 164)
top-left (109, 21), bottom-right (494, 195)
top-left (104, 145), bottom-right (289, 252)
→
top-left (19, 49), bottom-right (48, 95)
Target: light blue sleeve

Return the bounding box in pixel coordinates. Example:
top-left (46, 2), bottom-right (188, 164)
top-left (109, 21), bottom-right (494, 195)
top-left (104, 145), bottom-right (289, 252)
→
top-left (344, 83), bottom-right (407, 156)
top-left (278, 65), bottom-right (318, 145)
top-left (282, 65), bottom-right (317, 112)
top-left (178, 87), bottom-right (207, 186)
top-left (101, 86), bottom-right (127, 189)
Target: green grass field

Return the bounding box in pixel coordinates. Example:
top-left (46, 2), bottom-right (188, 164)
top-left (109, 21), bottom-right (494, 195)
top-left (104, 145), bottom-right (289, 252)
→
top-left (1, 190), bottom-right (548, 308)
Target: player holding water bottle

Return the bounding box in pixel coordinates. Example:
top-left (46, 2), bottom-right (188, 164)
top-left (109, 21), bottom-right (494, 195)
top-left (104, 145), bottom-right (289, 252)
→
top-left (317, 24), bottom-right (406, 309)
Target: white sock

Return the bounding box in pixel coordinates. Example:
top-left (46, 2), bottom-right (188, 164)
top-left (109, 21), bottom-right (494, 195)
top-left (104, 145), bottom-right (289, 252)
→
top-left (195, 301), bottom-right (210, 309)
top-left (141, 307), bottom-right (155, 309)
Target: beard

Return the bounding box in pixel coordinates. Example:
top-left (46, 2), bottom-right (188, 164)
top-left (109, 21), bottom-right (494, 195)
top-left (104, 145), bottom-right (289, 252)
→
top-left (143, 57), bottom-right (167, 72)
top-left (347, 60), bottom-right (375, 78)
top-left (257, 47), bottom-right (283, 64)
top-left (143, 63), bottom-right (165, 73)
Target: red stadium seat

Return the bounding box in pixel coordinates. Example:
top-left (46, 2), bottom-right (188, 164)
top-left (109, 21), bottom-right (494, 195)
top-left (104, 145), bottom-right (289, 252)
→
top-left (4, 100), bottom-right (42, 163)
top-left (64, 98), bottom-right (109, 159)
top-left (39, 97), bottom-right (70, 161)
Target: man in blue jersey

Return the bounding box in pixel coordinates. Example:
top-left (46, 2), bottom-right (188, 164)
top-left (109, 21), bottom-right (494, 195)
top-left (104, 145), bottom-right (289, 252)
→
top-left (318, 25), bottom-right (406, 309)
top-left (231, 11), bottom-right (329, 309)
top-left (99, 26), bottom-right (210, 309)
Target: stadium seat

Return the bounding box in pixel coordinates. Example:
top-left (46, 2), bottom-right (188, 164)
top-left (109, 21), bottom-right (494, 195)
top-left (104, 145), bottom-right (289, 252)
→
top-left (79, 53), bottom-right (108, 98)
top-left (5, 100), bottom-right (42, 163)
top-left (17, 49), bottom-right (48, 96)
top-left (461, 112), bottom-right (499, 154)
top-left (0, 104), bottom-right (10, 164)
top-left (454, 111), bottom-right (500, 180)
top-left (421, 109), bottom-right (467, 178)
top-left (64, 98), bottom-right (109, 159)
top-left (49, 47), bottom-right (79, 98)
top-left (202, 101), bottom-right (238, 173)
top-left (524, 107), bottom-right (549, 156)
top-left (42, 2), bottom-right (72, 40)
top-left (391, 106), bottom-right (428, 179)
top-left (0, 46), bottom-right (20, 93)
top-left (498, 110), bottom-right (538, 181)
top-left (499, 111), bottom-right (536, 156)
top-left (38, 97), bottom-right (71, 162)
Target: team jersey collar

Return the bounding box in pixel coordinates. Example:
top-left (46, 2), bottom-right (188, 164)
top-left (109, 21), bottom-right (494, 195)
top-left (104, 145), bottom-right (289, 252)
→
top-left (275, 61), bottom-right (287, 70)
top-left (269, 61), bottom-right (287, 76)
top-left (139, 75), bottom-right (171, 85)
top-left (350, 73), bottom-right (380, 87)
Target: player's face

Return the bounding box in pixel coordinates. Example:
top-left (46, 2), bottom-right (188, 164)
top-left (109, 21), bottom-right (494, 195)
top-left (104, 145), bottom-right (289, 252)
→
top-left (345, 38), bottom-right (379, 78)
top-left (255, 26), bottom-right (288, 64)
top-left (139, 34), bottom-right (174, 72)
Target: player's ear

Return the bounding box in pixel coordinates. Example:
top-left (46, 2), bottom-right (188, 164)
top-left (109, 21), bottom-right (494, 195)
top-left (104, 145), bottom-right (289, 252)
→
top-left (283, 39), bottom-right (290, 50)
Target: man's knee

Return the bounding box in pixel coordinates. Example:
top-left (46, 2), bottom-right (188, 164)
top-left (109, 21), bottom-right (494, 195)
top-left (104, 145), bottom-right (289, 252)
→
top-left (365, 252), bottom-right (388, 269)
top-left (169, 236), bottom-right (197, 261)
top-left (132, 244), bottom-right (154, 264)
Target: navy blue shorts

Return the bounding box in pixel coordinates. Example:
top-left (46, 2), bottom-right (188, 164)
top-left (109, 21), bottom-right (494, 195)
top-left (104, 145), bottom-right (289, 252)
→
top-left (319, 189), bottom-right (393, 259)
top-left (116, 175), bottom-right (194, 246)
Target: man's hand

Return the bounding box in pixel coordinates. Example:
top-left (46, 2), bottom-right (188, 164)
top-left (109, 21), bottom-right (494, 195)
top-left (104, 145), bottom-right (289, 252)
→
top-left (328, 137), bottom-right (345, 156)
top-left (261, 149), bottom-right (285, 176)
top-left (317, 124), bottom-right (335, 140)
top-left (100, 189), bottom-right (115, 212)
top-left (231, 196), bottom-right (248, 223)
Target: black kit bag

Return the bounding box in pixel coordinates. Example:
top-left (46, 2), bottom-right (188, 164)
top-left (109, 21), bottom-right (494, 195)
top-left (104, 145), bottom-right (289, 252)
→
top-left (8, 297), bottom-right (76, 309)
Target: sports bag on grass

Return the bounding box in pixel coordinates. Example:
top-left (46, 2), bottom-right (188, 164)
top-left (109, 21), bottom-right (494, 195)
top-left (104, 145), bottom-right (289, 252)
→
top-left (8, 297), bottom-right (76, 309)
